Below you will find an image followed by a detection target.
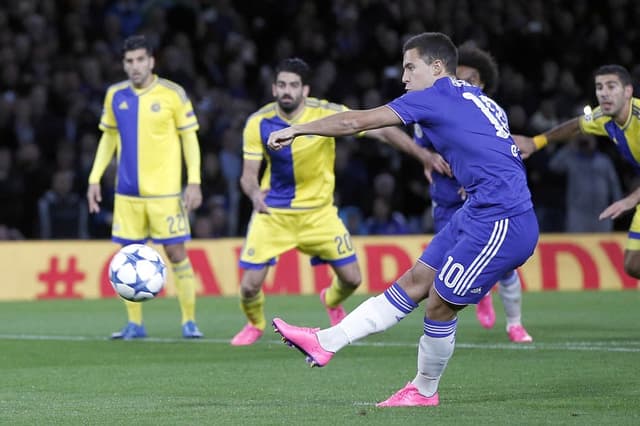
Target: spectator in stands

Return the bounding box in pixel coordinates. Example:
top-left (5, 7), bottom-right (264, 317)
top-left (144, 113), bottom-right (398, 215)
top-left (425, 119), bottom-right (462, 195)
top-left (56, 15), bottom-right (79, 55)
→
top-left (549, 134), bottom-right (622, 232)
top-left (38, 169), bottom-right (88, 239)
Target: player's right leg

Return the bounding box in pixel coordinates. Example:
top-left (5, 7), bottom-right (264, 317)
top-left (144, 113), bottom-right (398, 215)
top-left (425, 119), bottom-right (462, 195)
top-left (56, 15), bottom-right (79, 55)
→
top-left (110, 195), bottom-right (148, 339)
top-left (273, 261), bottom-right (430, 367)
top-left (231, 267), bottom-right (269, 346)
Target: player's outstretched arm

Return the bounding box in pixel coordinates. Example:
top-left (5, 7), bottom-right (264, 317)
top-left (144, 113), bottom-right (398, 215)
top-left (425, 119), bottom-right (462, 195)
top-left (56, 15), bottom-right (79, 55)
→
top-left (268, 106), bottom-right (401, 150)
top-left (513, 117), bottom-right (581, 158)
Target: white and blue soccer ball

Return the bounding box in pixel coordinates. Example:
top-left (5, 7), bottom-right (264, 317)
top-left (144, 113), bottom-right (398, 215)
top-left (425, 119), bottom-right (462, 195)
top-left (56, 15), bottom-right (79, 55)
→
top-left (109, 244), bottom-right (167, 302)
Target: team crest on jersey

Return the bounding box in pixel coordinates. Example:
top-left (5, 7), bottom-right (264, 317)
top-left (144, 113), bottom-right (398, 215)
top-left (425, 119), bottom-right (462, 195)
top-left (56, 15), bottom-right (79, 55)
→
top-left (413, 123), bottom-right (423, 138)
top-left (151, 102), bottom-right (161, 112)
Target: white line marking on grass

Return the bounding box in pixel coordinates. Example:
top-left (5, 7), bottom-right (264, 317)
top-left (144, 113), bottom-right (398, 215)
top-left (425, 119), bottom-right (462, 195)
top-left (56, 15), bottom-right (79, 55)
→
top-left (0, 334), bottom-right (639, 352)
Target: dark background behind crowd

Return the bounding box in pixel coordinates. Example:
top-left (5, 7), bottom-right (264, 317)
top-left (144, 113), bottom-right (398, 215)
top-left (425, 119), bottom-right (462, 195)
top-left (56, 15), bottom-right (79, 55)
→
top-left (1, 0), bottom-right (639, 240)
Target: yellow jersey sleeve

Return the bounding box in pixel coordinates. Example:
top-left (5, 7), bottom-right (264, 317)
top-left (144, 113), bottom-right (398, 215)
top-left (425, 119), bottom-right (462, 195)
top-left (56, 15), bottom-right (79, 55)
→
top-left (243, 113), bottom-right (266, 162)
top-left (578, 106), bottom-right (610, 137)
top-left (99, 83), bottom-right (123, 132)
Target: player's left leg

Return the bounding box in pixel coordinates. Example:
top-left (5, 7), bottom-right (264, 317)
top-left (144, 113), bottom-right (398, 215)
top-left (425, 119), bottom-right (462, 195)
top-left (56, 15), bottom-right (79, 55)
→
top-left (322, 262), bottom-right (361, 325)
top-left (498, 270), bottom-right (532, 343)
top-left (300, 205), bottom-right (361, 325)
top-left (379, 209), bottom-right (538, 407)
top-left (164, 242), bottom-right (203, 338)
top-left (151, 196), bottom-right (202, 338)
top-left (378, 286), bottom-right (461, 407)
top-left (622, 207), bottom-right (640, 278)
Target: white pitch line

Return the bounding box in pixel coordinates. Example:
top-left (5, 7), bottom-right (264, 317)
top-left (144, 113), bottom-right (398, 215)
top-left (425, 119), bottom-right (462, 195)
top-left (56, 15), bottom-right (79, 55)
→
top-left (0, 334), bottom-right (638, 352)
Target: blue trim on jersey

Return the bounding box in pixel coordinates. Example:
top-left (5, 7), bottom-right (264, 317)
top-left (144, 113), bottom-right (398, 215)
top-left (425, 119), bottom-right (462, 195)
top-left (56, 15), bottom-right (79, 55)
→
top-left (152, 235), bottom-right (190, 245)
top-left (423, 317), bottom-right (457, 338)
top-left (259, 117), bottom-right (296, 207)
top-left (605, 121), bottom-right (640, 174)
top-left (113, 87), bottom-right (140, 196)
top-left (239, 258), bottom-right (277, 270)
top-left (383, 282), bottom-right (419, 314)
top-left (309, 254), bottom-right (357, 266)
top-left (112, 236), bottom-right (147, 245)
top-left (628, 231), bottom-right (640, 240)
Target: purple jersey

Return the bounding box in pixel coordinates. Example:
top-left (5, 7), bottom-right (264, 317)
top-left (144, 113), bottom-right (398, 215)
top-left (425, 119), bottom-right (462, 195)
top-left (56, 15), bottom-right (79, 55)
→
top-left (388, 77), bottom-right (532, 222)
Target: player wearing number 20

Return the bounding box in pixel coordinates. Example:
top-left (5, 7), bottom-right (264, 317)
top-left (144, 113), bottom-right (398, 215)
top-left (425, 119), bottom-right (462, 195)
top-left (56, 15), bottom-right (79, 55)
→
top-left (269, 32), bottom-right (539, 406)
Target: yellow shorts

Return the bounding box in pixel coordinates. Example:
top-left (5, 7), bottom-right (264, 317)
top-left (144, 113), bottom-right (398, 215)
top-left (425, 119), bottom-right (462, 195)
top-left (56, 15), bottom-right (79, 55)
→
top-left (239, 204), bottom-right (357, 269)
top-left (112, 194), bottom-right (190, 245)
top-left (626, 205), bottom-right (640, 250)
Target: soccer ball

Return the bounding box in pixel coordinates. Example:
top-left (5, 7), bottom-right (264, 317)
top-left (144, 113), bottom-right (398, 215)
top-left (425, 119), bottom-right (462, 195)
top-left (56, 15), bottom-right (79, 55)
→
top-left (109, 244), bottom-right (167, 302)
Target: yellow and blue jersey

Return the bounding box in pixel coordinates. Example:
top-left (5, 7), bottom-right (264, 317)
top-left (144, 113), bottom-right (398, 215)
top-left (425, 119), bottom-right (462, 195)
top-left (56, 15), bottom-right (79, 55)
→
top-left (100, 75), bottom-right (199, 197)
top-left (243, 97), bottom-right (347, 210)
top-left (580, 98), bottom-right (640, 173)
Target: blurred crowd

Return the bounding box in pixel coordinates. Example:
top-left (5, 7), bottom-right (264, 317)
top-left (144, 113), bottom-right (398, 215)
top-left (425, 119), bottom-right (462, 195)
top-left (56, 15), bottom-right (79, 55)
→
top-left (1, 0), bottom-right (639, 240)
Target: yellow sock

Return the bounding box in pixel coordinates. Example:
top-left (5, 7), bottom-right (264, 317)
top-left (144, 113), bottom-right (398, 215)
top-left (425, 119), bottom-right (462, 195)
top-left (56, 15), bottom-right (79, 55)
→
top-left (124, 300), bottom-right (143, 325)
top-left (324, 276), bottom-right (357, 308)
top-left (172, 258), bottom-right (197, 324)
top-left (240, 290), bottom-right (266, 330)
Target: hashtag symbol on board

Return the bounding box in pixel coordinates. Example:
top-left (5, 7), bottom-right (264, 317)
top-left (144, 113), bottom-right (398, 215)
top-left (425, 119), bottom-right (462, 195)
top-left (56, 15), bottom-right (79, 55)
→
top-left (37, 256), bottom-right (86, 299)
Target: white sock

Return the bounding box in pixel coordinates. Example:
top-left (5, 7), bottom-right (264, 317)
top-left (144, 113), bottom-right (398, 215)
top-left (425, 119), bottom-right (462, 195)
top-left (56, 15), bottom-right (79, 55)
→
top-left (412, 317), bottom-right (457, 397)
top-left (317, 283), bottom-right (418, 352)
top-left (499, 271), bottom-right (522, 327)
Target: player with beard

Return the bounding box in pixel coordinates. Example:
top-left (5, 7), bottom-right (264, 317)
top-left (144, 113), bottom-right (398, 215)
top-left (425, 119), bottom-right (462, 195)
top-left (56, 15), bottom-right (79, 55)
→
top-left (515, 64), bottom-right (640, 279)
top-left (231, 57), bottom-right (450, 345)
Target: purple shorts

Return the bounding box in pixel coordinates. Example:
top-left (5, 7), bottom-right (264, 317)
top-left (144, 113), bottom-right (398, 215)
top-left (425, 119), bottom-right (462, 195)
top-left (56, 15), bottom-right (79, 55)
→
top-left (420, 208), bottom-right (538, 305)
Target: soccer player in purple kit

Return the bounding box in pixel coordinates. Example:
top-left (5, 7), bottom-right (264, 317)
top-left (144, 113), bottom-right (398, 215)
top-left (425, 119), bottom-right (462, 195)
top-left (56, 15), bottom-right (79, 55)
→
top-left (268, 32), bottom-right (539, 407)
top-left (415, 43), bottom-right (533, 343)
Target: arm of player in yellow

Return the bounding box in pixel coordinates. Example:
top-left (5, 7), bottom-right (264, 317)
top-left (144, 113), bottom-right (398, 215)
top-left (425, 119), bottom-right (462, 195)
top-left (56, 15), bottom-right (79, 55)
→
top-left (181, 131), bottom-right (202, 211)
top-left (513, 117), bottom-right (581, 158)
top-left (87, 131), bottom-right (117, 213)
top-left (600, 186), bottom-right (640, 220)
top-left (240, 159), bottom-right (269, 214)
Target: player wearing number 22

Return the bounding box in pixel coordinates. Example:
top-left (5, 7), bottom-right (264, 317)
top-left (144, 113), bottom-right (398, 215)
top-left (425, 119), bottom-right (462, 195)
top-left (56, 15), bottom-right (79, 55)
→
top-left (269, 32), bottom-right (539, 406)
top-left (87, 35), bottom-right (204, 340)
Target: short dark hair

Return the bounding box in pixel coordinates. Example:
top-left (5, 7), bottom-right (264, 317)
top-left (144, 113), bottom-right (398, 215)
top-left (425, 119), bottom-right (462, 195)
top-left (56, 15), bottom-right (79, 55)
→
top-left (122, 35), bottom-right (154, 56)
top-left (594, 64), bottom-right (632, 87)
top-left (403, 32), bottom-right (458, 75)
top-left (457, 43), bottom-right (499, 95)
top-left (275, 58), bottom-right (311, 85)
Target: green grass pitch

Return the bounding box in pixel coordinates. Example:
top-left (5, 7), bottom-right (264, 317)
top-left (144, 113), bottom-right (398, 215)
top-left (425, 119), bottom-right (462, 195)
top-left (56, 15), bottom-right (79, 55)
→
top-left (1, 291), bottom-right (639, 425)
